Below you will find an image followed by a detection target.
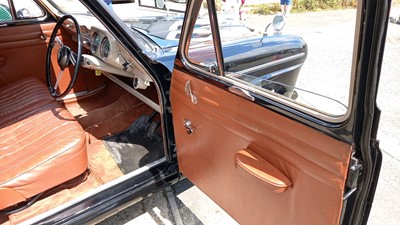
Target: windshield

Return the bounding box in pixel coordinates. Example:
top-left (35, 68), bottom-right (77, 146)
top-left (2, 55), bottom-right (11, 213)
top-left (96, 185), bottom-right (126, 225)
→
top-left (44, 0), bottom-right (255, 50)
top-left (45, 0), bottom-right (90, 15)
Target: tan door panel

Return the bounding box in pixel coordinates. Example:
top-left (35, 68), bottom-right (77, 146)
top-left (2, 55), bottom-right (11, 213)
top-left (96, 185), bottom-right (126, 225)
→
top-left (171, 70), bottom-right (352, 225)
top-left (0, 23), bottom-right (100, 94)
top-left (0, 24), bottom-right (52, 86)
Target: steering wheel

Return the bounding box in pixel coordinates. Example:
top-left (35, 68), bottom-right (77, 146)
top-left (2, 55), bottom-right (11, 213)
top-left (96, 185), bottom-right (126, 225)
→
top-left (46, 15), bottom-right (82, 98)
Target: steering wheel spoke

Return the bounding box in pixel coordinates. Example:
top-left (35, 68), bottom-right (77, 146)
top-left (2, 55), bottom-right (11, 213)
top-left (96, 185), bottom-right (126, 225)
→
top-left (46, 15), bottom-right (82, 98)
top-left (54, 36), bottom-right (64, 47)
top-left (53, 69), bottom-right (64, 91)
top-left (70, 51), bottom-right (77, 66)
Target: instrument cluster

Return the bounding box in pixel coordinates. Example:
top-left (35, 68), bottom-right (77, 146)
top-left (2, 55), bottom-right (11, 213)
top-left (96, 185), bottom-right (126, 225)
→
top-left (79, 25), bottom-right (154, 91)
top-left (90, 31), bottom-right (111, 60)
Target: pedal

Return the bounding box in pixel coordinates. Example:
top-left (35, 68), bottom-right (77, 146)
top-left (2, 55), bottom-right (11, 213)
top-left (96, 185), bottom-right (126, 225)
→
top-left (146, 121), bottom-right (159, 137)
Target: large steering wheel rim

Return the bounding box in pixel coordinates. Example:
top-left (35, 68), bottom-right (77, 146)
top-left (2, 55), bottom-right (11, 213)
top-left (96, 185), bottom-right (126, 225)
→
top-left (46, 15), bottom-right (82, 98)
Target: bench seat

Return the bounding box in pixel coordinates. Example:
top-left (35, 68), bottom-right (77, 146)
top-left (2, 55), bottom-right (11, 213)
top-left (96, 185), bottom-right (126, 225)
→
top-left (0, 78), bottom-right (87, 210)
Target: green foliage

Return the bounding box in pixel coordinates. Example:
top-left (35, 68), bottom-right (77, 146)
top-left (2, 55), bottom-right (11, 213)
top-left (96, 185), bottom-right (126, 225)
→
top-left (294, 0), bottom-right (319, 11)
top-left (250, 0), bottom-right (358, 15)
top-left (292, 0), bottom-right (357, 11)
top-left (203, 0), bottom-right (223, 11)
top-left (250, 3), bottom-right (280, 15)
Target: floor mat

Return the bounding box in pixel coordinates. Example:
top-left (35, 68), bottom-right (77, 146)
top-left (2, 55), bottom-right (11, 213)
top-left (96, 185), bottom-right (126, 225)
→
top-left (64, 82), bottom-right (154, 139)
top-left (103, 115), bottom-right (164, 174)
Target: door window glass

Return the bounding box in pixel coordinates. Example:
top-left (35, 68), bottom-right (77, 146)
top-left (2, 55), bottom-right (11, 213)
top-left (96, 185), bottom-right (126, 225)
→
top-left (186, 0), bottom-right (358, 120)
top-left (14, 0), bottom-right (45, 19)
top-left (0, 0), bottom-right (45, 22)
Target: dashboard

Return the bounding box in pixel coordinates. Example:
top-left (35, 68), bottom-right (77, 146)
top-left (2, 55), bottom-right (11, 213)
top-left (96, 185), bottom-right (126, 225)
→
top-left (60, 18), bottom-right (160, 112)
top-left (80, 25), bottom-right (153, 90)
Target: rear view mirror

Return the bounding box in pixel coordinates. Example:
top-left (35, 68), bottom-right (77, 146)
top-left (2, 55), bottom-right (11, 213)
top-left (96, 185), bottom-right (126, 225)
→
top-left (155, 0), bottom-right (165, 9)
top-left (263, 14), bottom-right (286, 37)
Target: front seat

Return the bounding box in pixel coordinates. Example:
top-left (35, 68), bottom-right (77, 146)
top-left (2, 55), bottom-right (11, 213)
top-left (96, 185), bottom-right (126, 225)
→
top-left (0, 77), bottom-right (88, 210)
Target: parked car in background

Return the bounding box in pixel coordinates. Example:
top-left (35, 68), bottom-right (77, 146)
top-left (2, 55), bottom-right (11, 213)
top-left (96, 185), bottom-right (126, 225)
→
top-left (112, 0), bottom-right (135, 3)
top-left (125, 13), bottom-right (307, 98)
top-left (0, 0), bottom-right (387, 225)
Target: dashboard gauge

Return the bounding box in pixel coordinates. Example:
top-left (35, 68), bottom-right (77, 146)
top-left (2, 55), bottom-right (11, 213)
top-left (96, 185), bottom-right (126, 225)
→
top-left (91, 32), bottom-right (100, 54)
top-left (100, 37), bottom-right (110, 59)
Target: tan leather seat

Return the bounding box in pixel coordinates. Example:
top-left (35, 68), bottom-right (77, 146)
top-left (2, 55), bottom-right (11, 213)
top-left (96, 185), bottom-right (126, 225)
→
top-left (0, 78), bottom-right (88, 210)
top-left (0, 77), bottom-right (54, 127)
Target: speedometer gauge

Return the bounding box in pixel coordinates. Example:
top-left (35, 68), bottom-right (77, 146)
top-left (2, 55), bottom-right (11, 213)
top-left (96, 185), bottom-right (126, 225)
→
top-left (91, 32), bottom-right (100, 54)
top-left (100, 37), bottom-right (110, 59)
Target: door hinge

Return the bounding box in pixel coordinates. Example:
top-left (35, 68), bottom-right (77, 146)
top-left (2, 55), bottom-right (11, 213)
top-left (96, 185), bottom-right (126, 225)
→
top-left (343, 154), bottom-right (363, 200)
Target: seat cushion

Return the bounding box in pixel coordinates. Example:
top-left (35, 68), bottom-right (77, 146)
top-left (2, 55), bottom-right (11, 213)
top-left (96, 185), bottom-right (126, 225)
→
top-left (0, 78), bottom-right (87, 210)
top-left (0, 77), bottom-right (54, 128)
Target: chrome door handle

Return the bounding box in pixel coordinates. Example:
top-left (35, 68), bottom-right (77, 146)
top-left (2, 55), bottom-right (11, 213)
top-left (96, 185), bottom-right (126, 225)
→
top-left (184, 119), bottom-right (193, 134)
top-left (185, 80), bottom-right (198, 104)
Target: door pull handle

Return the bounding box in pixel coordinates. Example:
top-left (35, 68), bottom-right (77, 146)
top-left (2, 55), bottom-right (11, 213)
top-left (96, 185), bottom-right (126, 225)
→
top-left (184, 80), bottom-right (198, 104)
top-left (235, 149), bottom-right (291, 193)
top-left (40, 34), bottom-right (47, 41)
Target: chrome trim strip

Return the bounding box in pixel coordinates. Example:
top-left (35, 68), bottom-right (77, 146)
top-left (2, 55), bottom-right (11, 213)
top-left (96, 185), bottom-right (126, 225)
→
top-left (250, 64), bottom-right (303, 82)
top-left (21, 158), bottom-right (167, 225)
top-left (228, 86), bottom-right (255, 101)
top-left (237, 53), bottom-right (305, 75)
top-left (343, 187), bottom-right (357, 200)
top-left (103, 72), bottom-right (161, 113)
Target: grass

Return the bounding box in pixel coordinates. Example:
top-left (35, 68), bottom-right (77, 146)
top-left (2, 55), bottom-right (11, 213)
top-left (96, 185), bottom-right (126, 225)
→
top-left (249, 0), bottom-right (359, 15)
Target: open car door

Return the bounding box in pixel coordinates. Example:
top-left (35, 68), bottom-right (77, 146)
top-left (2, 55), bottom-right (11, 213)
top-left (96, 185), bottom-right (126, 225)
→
top-left (170, 0), bottom-right (388, 224)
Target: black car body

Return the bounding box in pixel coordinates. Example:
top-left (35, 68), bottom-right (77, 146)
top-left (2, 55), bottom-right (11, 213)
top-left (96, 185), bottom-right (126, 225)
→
top-left (0, 0), bottom-right (387, 225)
top-left (127, 15), bottom-right (307, 98)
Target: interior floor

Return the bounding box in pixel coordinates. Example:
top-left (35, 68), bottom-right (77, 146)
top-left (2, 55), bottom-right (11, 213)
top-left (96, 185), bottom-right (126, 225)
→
top-left (63, 81), bottom-right (155, 139)
top-left (103, 114), bottom-right (164, 174)
top-left (2, 80), bottom-right (164, 225)
top-left (7, 171), bottom-right (100, 225)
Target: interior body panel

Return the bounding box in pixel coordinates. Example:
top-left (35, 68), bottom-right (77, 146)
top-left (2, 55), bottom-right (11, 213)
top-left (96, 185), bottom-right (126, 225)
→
top-left (0, 75), bottom-right (163, 223)
top-left (0, 23), bottom-right (53, 86)
top-left (63, 80), bottom-right (155, 139)
top-left (171, 70), bottom-right (352, 225)
top-left (0, 23), bottom-right (106, 95)
top-left (0, 3), bottom-right (167, 222)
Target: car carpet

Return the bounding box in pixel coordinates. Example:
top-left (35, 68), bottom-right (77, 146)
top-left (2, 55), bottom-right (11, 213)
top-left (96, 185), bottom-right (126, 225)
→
top-left (103, 114), bottom-right (163, 174)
